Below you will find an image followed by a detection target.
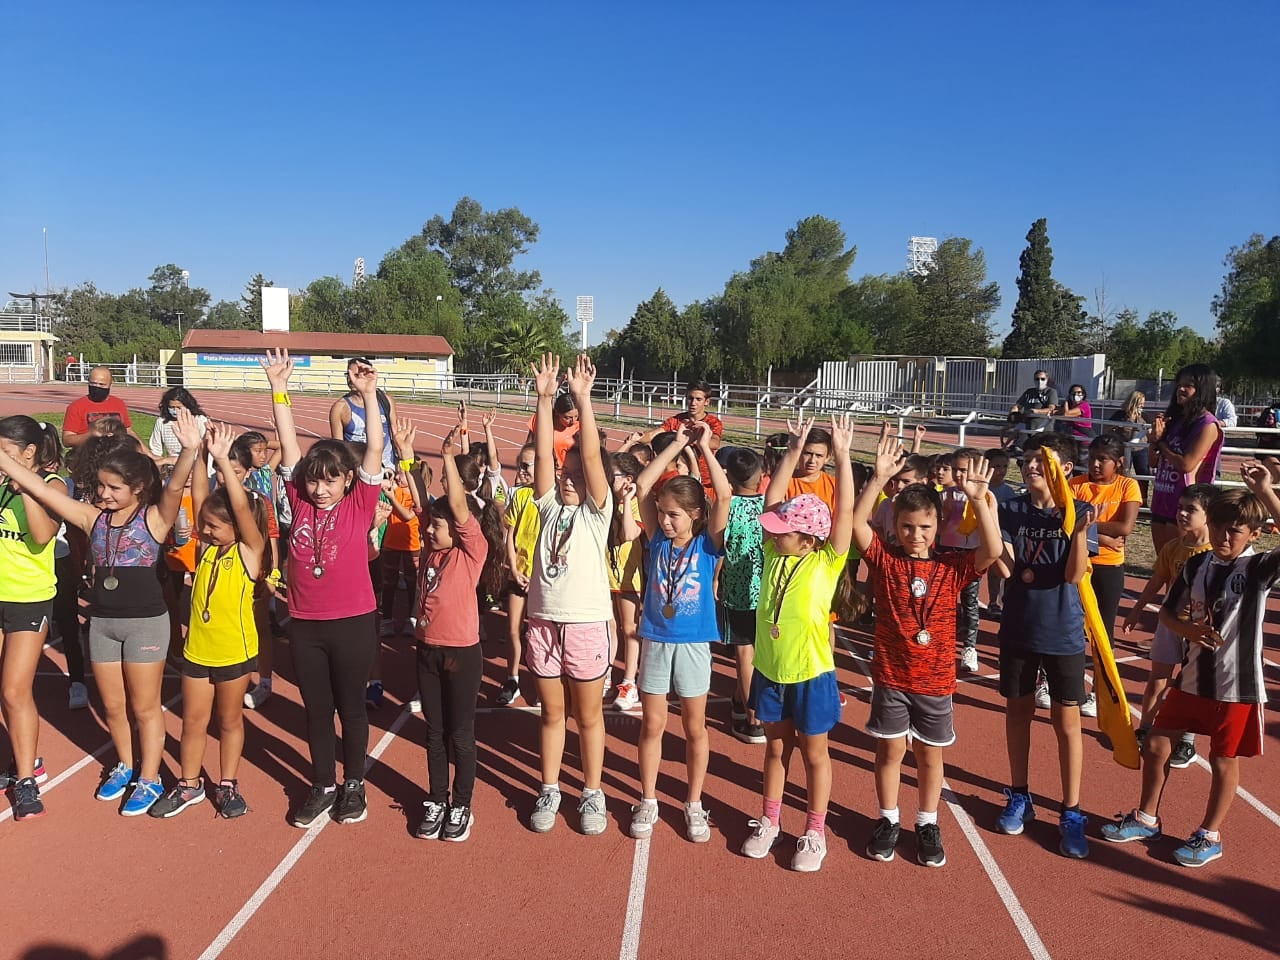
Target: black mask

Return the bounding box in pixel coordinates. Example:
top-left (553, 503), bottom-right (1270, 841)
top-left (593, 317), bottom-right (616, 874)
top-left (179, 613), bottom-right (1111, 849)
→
top-left (88, 385), bottom-right (110, 402)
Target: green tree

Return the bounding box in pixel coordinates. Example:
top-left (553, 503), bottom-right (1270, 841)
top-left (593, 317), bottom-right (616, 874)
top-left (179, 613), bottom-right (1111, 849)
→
top-left (422, 197), bottom-right (541, 323)
top-left (908, 238), bottom-right (1000, 355)
top-left (1106, 308), bottom-right (1211, 378)
top-left (1212, 234), bottom-right (1280, 381)
top-left (145, 264), bottom-right (210, 339)
top-left (842, 274), bottom-right (920, 354)
top-left (292, 276), bottom-right (352, 332)
top-left (239, 273), bottom-right (274, 326)
top-left (203, 299), bottom-right (252, 330)
top-left (1003, 219), bottom-right (1084, 357)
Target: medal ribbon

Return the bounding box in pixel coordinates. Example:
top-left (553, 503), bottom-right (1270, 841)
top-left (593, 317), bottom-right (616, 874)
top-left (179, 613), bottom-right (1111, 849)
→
top-left (663, 537), bottom-right (696, 612)
top-left (104, 504), bottom-right (143, 585)
top-left (770, 553), bottom-right (812, 631)
top-left (200, 544), bottom-right (234, 621)
top-left (907, 556), bottom-right (945, 640)
top-left (549, 503), bottom-right (579, 568)
top-left (311, 504), bottom-right (339, 574)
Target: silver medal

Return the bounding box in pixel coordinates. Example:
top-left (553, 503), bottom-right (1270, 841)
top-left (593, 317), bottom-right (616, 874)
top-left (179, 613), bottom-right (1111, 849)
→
top-left (102, 575), bottom-right (119, 591)
top-left (915, 629), bottom-right (931, 646)
top-left (312, 565), bottom-right (324, 579)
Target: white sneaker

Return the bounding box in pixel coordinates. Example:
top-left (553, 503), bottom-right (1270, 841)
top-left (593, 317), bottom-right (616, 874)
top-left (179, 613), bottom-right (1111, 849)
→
top-left (629, 801), bottom-right (659, 839)
top-left (960, 647), bottom-right (979, 674)
top-left (244, 682), bottom-right (272, 710)
top-left (684, 803), bottom-right (711, 844)
top-left (1079, 692), bottom-right (1097, 718)
top-left (613, 680), bottom-right (640, 712)
top-left (530, 787), bottom-right (562, 833)
top-left (68, 681), bottom-right (89, 710)
top-left (1034, 682), bottom-right (1051, 710)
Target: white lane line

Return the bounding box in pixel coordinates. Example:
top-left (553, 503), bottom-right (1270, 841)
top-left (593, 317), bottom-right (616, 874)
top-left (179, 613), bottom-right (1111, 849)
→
top-left (942, 781), bottom-right (1052, 960)
top-left (0, 690), bottom-right (184, 824)
top-left (618, 836), bottom-right (651, 960)
top-left (196, 707), bottom-right (411, 960)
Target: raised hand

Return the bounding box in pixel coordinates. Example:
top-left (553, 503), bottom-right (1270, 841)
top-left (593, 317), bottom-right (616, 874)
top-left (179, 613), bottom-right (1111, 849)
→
top-left (961, 456), bottom-right (993, 501)
top-left (1073, 505), bottom-right (1096, 537)
top-left (1150, 414), bottom-right (1167, 442)
top-left (531, 354), bottom-right (560, 397)
top-left (690, 420), bottom-right (714, 452)
top-left (871, 431), bottom-right (905, 480)
top-left (205, 421), bottom-right (236, 462)
top-left (674, 419), bottom-right (695, 449)
top-left (172, 408), bottom-right (206, 451)
top-left (1240, 460), bottom-right (1272, 494)
top-left (392, 417), bottom-right (417, 457)
top-left (260, 348), bottom-right (294, 390)
top-left (349, 359), bottom-right (378, 397)
top-left (784, 410), bottom-right (814, 454)
top-left (829, 413), bottom-right (855, 456)
top-left (481, 409), bottom-right (497, 431)
top-left (442, 426), bottom-right (459, 457)
top-left (566, 353), bottom-right (596, 398)
top-left (913, 423), bottom-right (927, 443)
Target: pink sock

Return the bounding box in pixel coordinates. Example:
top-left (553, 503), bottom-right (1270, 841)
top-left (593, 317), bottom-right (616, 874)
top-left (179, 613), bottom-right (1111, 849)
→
top-left (805, 810), bottom-right (827, 835)
top-left (763, 797), bottom-right (782, 825)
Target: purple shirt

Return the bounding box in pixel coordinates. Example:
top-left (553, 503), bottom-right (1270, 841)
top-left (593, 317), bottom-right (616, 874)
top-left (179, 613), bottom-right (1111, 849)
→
top-left (1151, 411), bottom-right (1223, 519)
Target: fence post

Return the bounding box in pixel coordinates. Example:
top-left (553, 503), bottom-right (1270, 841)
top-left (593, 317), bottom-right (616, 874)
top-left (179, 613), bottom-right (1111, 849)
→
top-left (755, 400), bottom-right (762, 438)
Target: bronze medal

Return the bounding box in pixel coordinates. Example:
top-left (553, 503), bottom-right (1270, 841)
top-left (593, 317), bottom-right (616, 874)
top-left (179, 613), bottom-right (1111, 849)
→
top-left (1021, 568), bottom-right (1035, 584)
top-left (662, 603), bottom-right (676, 619)
top-left (770, 624), bottom-right (781, 639)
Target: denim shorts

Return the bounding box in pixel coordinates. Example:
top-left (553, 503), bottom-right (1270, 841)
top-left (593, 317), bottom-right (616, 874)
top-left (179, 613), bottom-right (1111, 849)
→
top-left (748, 669), bottom-right (841, 735)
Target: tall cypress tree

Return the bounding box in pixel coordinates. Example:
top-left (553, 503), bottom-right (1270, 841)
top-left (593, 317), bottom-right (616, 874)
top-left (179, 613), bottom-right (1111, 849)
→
top-left (1003, 218), bottom-right (1058, 357)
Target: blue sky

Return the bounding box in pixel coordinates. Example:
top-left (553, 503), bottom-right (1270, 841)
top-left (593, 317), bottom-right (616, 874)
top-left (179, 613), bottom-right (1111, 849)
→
top-left (3, 1), bottom-right (1276, 348)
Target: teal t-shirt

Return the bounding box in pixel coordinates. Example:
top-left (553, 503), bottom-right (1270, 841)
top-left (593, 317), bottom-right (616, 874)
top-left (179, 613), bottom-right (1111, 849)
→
top-left (721, 494), bottom-right (764, 611)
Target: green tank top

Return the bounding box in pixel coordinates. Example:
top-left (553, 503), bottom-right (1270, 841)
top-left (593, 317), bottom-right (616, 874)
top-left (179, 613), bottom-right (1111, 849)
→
top-left (0, 476), bottom-right (59, 603)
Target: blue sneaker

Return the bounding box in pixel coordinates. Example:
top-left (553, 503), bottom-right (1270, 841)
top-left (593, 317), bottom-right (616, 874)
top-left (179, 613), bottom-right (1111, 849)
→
top-left (121, 777), bottom-right (163, 817)
top-left (1172, 830), bottom-right (1223, 868)
top-left (997, 789), bottom-right (1035, 835)
top-left (96, 762), bottom-right (133, 802)
top-left (1101, 810), bottom-right (1160, 844)
top-left (1059, 809), bottom-right (1089, 859)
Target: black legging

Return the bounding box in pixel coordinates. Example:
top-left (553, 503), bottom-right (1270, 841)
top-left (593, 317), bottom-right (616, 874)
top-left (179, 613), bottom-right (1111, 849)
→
top-left (291, 612), bottom-right (378, 785)
top-left (416, 641), bottom-right (483, 807)
top-left (53, 555), bottom-right (84, 683)
top-left (379, 549), bottom-right (419, 621)
top-left (1090, 564), bottom-right (1126, 644)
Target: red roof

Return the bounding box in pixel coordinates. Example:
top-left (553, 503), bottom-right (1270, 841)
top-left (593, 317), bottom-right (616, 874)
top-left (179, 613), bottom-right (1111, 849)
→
top-left (182, 329), bottom-right (453, 357)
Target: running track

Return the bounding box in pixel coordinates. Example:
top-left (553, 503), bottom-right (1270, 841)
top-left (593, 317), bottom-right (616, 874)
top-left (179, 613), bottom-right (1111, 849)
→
top-left (3, 385), bottom-right (1277, 960)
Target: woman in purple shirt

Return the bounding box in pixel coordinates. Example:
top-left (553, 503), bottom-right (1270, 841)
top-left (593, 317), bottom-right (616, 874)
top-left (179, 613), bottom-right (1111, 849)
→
top-left (1148, 364), bottom-right (1224, 552)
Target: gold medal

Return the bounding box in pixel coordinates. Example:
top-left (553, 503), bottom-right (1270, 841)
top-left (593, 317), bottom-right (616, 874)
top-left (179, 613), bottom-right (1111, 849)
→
top-left (770, 624), bottom-right (780, 639)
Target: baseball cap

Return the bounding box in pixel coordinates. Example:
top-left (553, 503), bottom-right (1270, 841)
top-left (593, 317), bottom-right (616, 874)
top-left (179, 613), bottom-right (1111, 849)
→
top-left (758, 494), bottom-right (832, 541)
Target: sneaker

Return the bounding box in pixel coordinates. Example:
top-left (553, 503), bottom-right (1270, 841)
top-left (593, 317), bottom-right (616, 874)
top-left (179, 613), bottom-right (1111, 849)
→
top-left (741, 816), bottom-right (780, 859)
top-left (601, 673), bottom-right (612, 699)
top-left (334, 779), bottom-right (367, 824)
top-left (791, 829), bottom-right (827, 872)
top-left (866, 817), bottom-right (900, 862)
top-left (214, 780), bottom-right (248, 819)
top-left (441, 804), bottom-right (473, 842)
top-left (960, 646), bottom-right (979, 673)
top-left (530, 787), bottom-right (562, 833)
top-left (629, 801), bottom-right (659, 839)
top-left (0, 757), bottom-right (48, 790)
top-left (917, 822), bottom-right (946, 867)
top-left (365, 681), bottom-right (385, 709)
top-left (838, 690), bottom-right (848, 708)
top-left (685, 803), bottom-right (711, 844)
top-left (495, 678), bottom-right (521, 707)
top-left (416, 800), bottom-right (446, 839)
top-left (244, 682), bottom-right (272, 710)
top-left (578, 790), bottom-right (608, 836)
top-left (1101, 810), bottom-right (1160, 843)
top-left (292, 784), bottom-right (338, 828)
top-left (96, 762), bottom-right (133, 802)
top-left (68, 681), bottom-right (90, 710)
top-left (1169, 739), bottom-right (1198, 769)
top-left (613, 680), bottom-right (640, 712)
top-left (379, 620), bottom-right (396, 638)
top-left (1172, 830), bottom-right (1223, 868)
top-left (1079, 693), bottom-right (1097, 718)
top-left (1034, 682), bottom-right (1051, 710)
top-left (1059, 809), bottom-right (1089, 859)
top-left (409, 697), bottom-right (422, 714)
top-left (11, 776), bottom-right (45, 821)
top-left (121, 778), bottom-right (164, 817)
top-left (730, 698), bottom-right (748, 722)
top-left (732, 718), bottom-right (768, 745)
top-left (148, 780), bottom-right (206, 819)
top-left (997, 789), bottom-right (1035, 835)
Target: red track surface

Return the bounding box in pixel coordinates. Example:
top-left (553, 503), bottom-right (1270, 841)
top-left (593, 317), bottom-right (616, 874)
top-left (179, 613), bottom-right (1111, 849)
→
top-left (3, 385), bottom-right (1277, 960)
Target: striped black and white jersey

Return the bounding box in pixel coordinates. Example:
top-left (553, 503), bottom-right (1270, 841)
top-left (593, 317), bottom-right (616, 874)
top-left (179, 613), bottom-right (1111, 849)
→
top-left (1163, 546), bottom-right (1280, 704)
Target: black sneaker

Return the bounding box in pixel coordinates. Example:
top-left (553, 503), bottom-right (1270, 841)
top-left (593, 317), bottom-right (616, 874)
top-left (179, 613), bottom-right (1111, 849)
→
top-left (0, 757), bottom-right (47, 790)
top-left (12, 776), bottom-right (45, 821)
top-left (148, 780), bottom-right (206, 819)
top-left (495, 678), bottom-right (521, 706)
top-left (415, 800), bottom-right (446, 839)
top-left (214, 780), bottom-right (249, 819)
top-left (292, 784), bottom-right (337, 828)
top-left (365, 681), bottom-right (385, 709)
top-left (333, 779), bottom-right (367, 824)
top-left (732, 718), bottom-right (767, 745)
top-left (917, 822), bottom-right (946, 867)
top-left (442, 804), bottom-right (473, 842)
top-left (866, 817), bottom-right (900, 862)
top-left (1169, 739), bottom-right (1198, 770)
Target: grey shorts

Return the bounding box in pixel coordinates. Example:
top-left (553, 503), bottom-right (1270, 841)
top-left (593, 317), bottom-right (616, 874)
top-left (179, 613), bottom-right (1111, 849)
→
top-left (866, 685), bottom-right (956, 747)
top-left (1150, 624), bottom-right (1185, 666)
top-left (89, 614), bottom-right (170, 664)
top-left (638, 639), bottom-right (712, 698)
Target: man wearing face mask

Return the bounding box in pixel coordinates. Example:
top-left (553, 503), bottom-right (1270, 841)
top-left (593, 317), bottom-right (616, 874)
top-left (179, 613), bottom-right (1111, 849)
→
top-left (1001, 370), bottom-right (1059, 452)
top-left (62, 366), bottom-right (139, 449)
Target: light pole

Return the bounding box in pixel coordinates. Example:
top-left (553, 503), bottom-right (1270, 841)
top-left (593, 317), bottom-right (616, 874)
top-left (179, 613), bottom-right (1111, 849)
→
top-left (176, 311), bottom-right (185, 338)
top-left (435, 294), bottom-right (442, 328)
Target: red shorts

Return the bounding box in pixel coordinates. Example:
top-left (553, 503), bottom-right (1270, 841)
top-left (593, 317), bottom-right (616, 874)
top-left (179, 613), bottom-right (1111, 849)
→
top-left (525, 617), bottom-right (611, 682)
top-left (1153, 688), bottom-right (1265, 759)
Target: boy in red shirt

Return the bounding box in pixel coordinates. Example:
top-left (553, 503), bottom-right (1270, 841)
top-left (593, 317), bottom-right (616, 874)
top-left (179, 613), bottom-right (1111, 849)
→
top-left (851, 431), bottom-right (1003, 867)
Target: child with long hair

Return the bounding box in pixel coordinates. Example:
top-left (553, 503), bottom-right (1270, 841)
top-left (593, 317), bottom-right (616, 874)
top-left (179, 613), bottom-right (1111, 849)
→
top-left (0, 411), bottom-right (202, 816)
top-left (0, 417), bottom-right (65, 818)
top-left (262, 349), bottom-right (386, 827)
top-left (412, 421), bottom-right (503, 842)
top-left (1149, 363), bottom-right (1224, 552)
top-left (741, 412), bottom-right (856, 872)
top-left (525, 354), bottom-right (614, 836)
top-left (148, 423), bottom-right (269, 819)
top-left (627, 423), bottom-right (731, 842)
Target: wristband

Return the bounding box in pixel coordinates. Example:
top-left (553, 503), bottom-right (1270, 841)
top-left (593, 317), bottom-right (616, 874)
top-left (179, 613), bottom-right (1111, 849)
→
top-left (266, 569), bottom-right (282, 587)
top-left (272, 392), bottom-right (291, 406)
top-left (399, 459), bottom-right (415, 473)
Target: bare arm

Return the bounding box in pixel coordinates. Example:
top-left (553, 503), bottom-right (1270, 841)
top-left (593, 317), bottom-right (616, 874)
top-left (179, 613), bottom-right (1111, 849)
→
top-left (696, 425), bottom-right (732, 551)
top-left (440, 428), bottom-right (470, 526)
top-left (261, 349), bottom-right (301, 468)
top-left (766, 412), bottom-right (812, 510)
top-left (207, 422), bottom-right (265, 579)
top-left (482, 410), bottom-right (500, 471)
top-left (619, 488), bottom-right (642, 542)
top-left (1097, 500), bottom-right (1139, 538)
top-left (1122, 568), bottom-right (1172, 634)
top-left (17, 476), bottom-right (62, 546)
top-left (328, 399), bottom-right (347, 441)
top-left (0, 450), bottom-right (99, 534)
top-left (350, 365), bottom-right (385, 478)
top-left (853, 432), bottom-right (903, 555)
top-left (151, 408), bottom-right (202, 538)
top-left (960, 458), bottom-right (1001, 572)
top-left (566, 354), bottom-right (609, 509)
top-left (1154, 420), bottom-right (1221, 474)
top-left (636, 422), bottom-right (692, 534)
top-left (530, 355), bottom-right (559, 499)
top-left (827, 414), bottom-right (856, 556)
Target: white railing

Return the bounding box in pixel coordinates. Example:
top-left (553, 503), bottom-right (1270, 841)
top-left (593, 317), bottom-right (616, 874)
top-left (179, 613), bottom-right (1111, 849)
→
top-left (0, 313), bottom-right (51, 333)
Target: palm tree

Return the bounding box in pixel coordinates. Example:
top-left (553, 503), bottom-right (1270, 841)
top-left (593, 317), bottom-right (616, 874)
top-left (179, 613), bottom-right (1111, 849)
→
top-left (489, 317), bottom-right (550, 373)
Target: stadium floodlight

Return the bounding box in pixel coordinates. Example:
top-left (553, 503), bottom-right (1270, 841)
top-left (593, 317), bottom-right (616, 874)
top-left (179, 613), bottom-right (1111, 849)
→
top-left (908, 237), bottom-right (938, 276)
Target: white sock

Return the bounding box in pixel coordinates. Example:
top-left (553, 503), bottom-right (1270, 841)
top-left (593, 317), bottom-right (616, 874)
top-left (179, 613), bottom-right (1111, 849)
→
top-left (916, 809), bottom-right (938, 827)
top-left (1135, 809), bottom-right (1158, 827)
top-left (685, 800), bottom-right (703, 812)
top-left (508, 675), bottom-right (519, 682)
top-left (541, 783), bottom-right (559, 794)
top-left (640, 797), bottom-right (658, 808)
top-left (880, 807), bottom-right (899, 825)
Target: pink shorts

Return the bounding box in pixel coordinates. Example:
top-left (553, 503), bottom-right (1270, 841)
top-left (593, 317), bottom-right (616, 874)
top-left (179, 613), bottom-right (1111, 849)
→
top-left (525, 617), bottom-right (611, 682)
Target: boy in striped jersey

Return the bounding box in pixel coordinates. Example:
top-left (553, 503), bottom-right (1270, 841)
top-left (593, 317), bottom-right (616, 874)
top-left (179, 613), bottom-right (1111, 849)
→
top-left (1102, 470), bottom-right (1278, 867)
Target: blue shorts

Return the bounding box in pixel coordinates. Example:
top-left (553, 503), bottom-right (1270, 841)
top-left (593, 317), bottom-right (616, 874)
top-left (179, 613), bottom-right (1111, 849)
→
top-left (748, 670), bottom-right (841, 736)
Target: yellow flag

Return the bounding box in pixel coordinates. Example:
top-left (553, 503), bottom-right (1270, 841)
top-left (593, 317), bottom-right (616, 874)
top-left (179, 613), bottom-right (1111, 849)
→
top-left (1041, 449), bottom-right (1140, 769)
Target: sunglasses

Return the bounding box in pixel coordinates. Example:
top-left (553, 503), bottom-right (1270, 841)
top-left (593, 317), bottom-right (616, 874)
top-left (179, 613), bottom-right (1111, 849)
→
top-left (518, 461), bottom-right (535, 471)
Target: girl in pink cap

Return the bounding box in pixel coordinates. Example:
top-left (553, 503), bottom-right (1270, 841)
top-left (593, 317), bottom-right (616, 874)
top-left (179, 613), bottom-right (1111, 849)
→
top-left (740, 412), bottom-right (856, 872)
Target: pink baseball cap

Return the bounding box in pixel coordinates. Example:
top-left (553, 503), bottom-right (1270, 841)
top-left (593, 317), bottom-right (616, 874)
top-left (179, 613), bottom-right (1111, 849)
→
top-left (758, 494), bottom-right (832, 541)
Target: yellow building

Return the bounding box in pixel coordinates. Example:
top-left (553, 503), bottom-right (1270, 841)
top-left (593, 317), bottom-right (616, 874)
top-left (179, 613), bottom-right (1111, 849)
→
top-left (178, 330), bottom-right (454, 393)
top-left (0, 315), bottom-right (59, 383)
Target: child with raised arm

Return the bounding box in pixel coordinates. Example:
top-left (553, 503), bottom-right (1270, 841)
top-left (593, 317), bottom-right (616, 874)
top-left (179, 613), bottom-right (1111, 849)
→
top-left (940, 447), bottom-right (986, 674)
top-left (852, 433), bottom-right (1003, 866)
top-left (627, 422), bottom-right (731, 843)
top-left (526, 354), bottom-right (614, 836)
top-left (1102, 471), bottom-right (1278, 868)
top-left (263, 349), bottom-right (385, 827)
top-left (741, 412), bottom-right (855, 873)
top-left (497, 444), bottom-right (538, 706)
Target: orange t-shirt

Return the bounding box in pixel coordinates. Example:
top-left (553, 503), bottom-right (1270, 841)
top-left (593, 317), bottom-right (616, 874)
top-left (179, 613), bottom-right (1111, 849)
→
top-left (526, 414), bottom-right (580, 467)
top-left (1068, 474), bottom-right (1142, 566)
top-left (382, 485), bottom-right (421, 552)
top-left (787, 471), bottom-right (837, 513)
top-left (166, 494), bottom-right (197, 573)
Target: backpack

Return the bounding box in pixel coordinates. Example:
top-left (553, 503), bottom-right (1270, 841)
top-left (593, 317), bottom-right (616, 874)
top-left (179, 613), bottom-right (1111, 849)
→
top-left (1256, 405), bottom-right (1280, 451)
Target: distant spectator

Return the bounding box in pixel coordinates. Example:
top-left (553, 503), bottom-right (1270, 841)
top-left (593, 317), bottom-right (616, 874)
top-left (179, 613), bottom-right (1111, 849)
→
top-left (1055, 384), bottom-right (1094, 442)
top-left (1001, 370), bottom-right (1059, 451)
top-left (1215, 395), bottom-right (1238, 429)
top-left (62, 366), bottom-right (139, 449)
top-left (150, 387), bottom-right (209, 462)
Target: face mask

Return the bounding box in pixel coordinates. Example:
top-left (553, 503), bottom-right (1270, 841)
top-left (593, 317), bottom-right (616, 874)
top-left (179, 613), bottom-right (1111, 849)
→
top-left (168, 407), bottom-right (182, 418)
top-left (1071, 393), bottom-right (1083, 401)
top-left (88, 385), bottom-right (110, 402)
